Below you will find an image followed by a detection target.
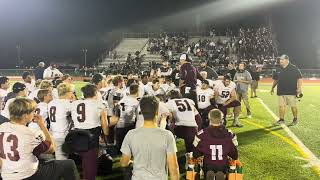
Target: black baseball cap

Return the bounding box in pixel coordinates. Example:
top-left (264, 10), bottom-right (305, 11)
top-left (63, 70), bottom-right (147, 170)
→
top-left (12, 82), bottom-right (26, 93)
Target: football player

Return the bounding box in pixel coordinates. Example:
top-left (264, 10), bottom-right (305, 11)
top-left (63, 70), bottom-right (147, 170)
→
top-left (114, 84), bottom-right (139, 152)
top-left (28, 89), bottom-right (53, 131)
top-left (1, 82), bottom-right (29, 119)
top-left (0, 98), bottom-right (79, 180)
top-left (192, 109), bottom-right (238, 179)
top-left (197, 80), bottom-right (216, 128)
top-left (166, 90), bottom-right (200, 153)
top-left (0, 76), bottom-right (10, 115)
top-left (71, 84), bottom-right (109, 180)
top-left (48, 83), bottom-right (74, 160)
top-left (135, 94), bottom-right (171, 129)
top-left (214, 75), bottom-right (242, 127)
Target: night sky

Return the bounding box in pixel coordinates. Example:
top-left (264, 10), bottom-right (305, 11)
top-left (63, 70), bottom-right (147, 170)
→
top-left (0, 0), bottom-right (319, 68)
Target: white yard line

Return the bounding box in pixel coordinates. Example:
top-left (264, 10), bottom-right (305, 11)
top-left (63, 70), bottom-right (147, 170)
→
top-left (257, 98), bottom-right (320, 173)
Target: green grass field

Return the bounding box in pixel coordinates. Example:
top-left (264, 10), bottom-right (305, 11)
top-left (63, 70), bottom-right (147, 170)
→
top-left (73, 81), bottom-right (320, 180)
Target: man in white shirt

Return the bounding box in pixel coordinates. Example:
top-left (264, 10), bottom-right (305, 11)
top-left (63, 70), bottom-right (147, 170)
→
top-left (43, 64), bottom-right (63, 80)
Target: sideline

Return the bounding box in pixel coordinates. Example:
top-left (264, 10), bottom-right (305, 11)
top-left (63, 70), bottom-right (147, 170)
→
top-left (246, 98), bottom-right (320, 176)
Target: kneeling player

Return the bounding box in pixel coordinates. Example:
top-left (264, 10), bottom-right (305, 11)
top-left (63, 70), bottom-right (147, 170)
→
top-left (0, 98), bottom-right (79, 180)
top-left (166, 90), bottom-right (200, 154)
top-left (197, 80), bottom-right (216, 129)
top-left (192, 109), bottom-right (238, 180)
top-left (214, 75), bottom-right (242, 127)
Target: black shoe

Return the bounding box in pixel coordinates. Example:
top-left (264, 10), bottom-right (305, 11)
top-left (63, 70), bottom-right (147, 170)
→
top-left (273, 119), bottom-right (285, 126)
top-left (289, 118), bottom-right (298, 126)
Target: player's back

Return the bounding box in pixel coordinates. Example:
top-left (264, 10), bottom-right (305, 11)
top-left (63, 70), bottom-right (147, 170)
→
top-left (71, 99), bottom-right (105, 129)
top-left (194, 126), bottom-right (237, 167)
top-left (136, 101), bottom-right (170, 129)
top-left (48, 99), bottom-right (72, 138)
top-left (197, 88), bottom-right (214, 109)
top-left (117, 96), bottom-right (139, 128)
top-left (0, 122), bottom-right (42, 179)
top-left (166, 98), bottom-right (197, 127)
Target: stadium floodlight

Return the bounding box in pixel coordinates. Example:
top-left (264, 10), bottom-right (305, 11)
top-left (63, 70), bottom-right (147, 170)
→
top-left (81, 49), bottom-right (88, 67)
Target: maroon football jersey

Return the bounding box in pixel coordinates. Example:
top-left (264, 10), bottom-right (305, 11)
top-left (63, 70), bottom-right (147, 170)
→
top-left (193, 126), bottom-right (238, 167)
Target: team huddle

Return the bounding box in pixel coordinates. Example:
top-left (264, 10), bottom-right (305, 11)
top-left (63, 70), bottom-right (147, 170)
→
top-left (0, 55), bottom-right (251, 180)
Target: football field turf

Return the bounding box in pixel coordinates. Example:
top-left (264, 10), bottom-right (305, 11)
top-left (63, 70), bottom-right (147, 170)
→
top-left (73, 81), bottom-right (320, 180)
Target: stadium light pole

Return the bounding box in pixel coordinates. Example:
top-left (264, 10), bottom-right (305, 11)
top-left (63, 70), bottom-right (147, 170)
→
top-left (81, 49), bottom-right (88, 67)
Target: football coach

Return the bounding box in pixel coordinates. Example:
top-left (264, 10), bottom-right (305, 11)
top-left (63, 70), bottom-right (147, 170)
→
top-left (271, 54), bottom-right (303, 126)
top-left (179, 53), bottom-right (204, 108)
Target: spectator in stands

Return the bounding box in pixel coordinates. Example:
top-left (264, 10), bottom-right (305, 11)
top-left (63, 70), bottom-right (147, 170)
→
top-left (271, 55), bottom-right (302, 126)
top-left (43, 63), bottom-right (63, 80)
top-left (120, 95), bottom-right (179, 180)
top-left (193, 109), bottom-right (238, 180)
top-left (234, 62), bottom-right (252, 118)
top-left (198, 60), bottom-right (219, 80)
top-left (34, 62), bottom-right (45, 80)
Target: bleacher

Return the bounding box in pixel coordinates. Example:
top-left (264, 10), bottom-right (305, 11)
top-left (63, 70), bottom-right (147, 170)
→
top-left (99, 38), bottom-right (149, 66)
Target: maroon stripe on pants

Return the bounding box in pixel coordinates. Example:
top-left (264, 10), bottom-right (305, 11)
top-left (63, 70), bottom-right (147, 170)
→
top-left (80, 148), bottom-right (98, 180)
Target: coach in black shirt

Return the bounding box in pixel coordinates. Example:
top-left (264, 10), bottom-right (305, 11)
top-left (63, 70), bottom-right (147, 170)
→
top-left (271, 55), bottom-right (302, 126)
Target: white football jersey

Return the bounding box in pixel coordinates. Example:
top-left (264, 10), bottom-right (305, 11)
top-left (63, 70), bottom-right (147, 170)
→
top-left (135, 101), bottom-right (170, 129)
top-left (0, 88), bottom-right (8, 113)
top-left (1, 98), bottom-right (16, 119)
top-left (0, 122), bottom-right (45, 180)
top-left (28, 102), bottom-right (49, 131)
top-left (214, 81), bottom-right (236, 104)
top-left (106, 87), bottom-right (124, 116)
top-left (28, 89), bottom-right (39, 102)
top-left (197, 87), bottom-right (215, 109)
top-left (71, 99), bottom-right (106, 129)
top-left (117, 96), bottom-right (139, 128)
top-left (24, 82), bottom-right (36, 95)
top-left (48, 99), bottom-right (72, 139)
top-left (166, 98), bottom-right (197, 127)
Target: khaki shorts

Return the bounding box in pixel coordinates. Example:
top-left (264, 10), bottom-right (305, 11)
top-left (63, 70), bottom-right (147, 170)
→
top-left (251, 80), bottom-right (258, 90)
top-left (279, 95), bottom-right (297, 107)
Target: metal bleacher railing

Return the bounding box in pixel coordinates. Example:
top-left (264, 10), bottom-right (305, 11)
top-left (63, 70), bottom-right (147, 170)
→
top-left (1, 68), bottom-right (319, 78)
